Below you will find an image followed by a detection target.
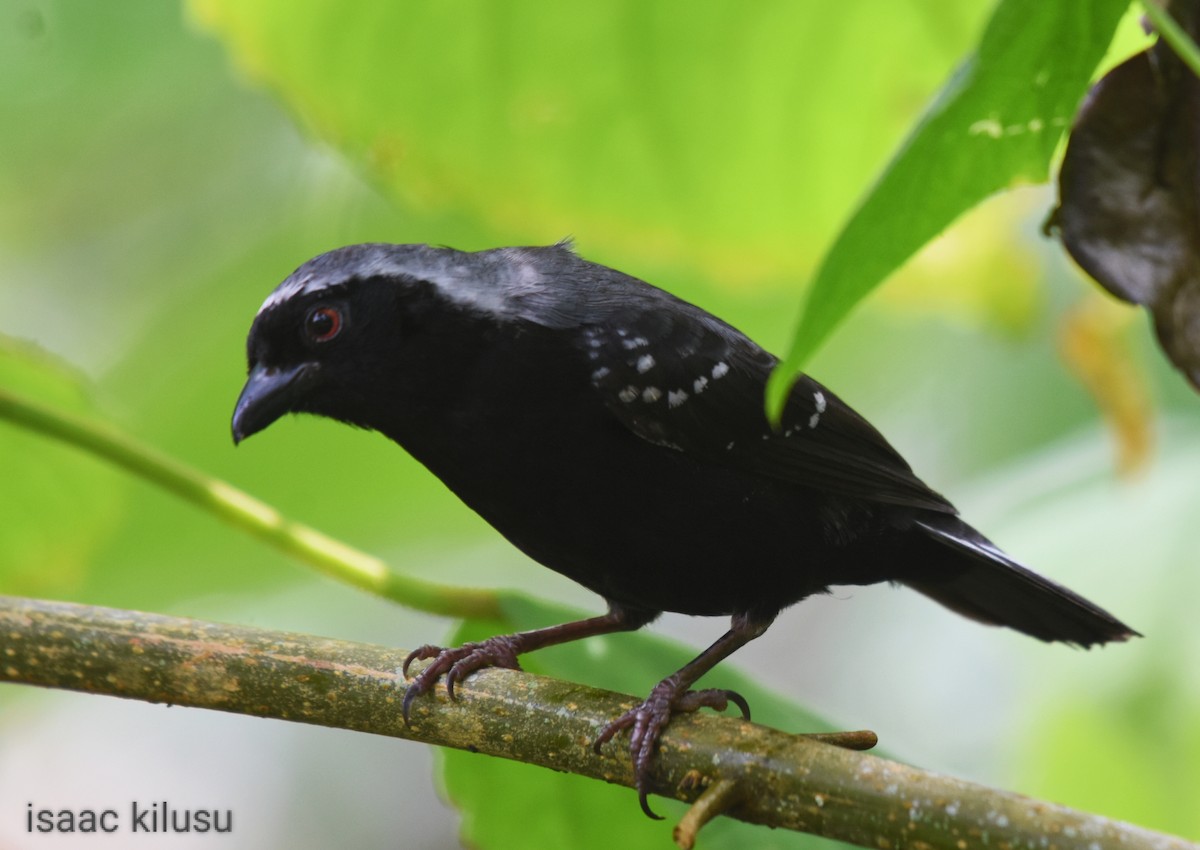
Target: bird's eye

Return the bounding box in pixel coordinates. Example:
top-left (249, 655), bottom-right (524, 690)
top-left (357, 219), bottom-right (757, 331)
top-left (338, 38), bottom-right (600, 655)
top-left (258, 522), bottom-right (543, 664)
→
top-left (305, 306), bottom-right (343, 343)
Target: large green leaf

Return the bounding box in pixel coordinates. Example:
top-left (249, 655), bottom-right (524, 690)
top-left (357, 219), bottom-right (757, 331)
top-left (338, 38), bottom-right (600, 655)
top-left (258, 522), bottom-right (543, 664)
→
top-left (774, 0), bottom-right (1131, 400)
top-left (189, 1), bottom-right (988, 288)
top-left (1026, 681), bottom-right (1200, 840)
top-left (0, 337), bottom-right (126, 595)
top-left (440, 593), bottom-right (846, 850)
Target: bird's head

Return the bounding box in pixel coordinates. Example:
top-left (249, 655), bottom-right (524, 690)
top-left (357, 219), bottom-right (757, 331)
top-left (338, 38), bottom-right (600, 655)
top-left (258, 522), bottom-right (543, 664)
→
top-left (231, 241), bottom-right (580, 444)
top-left (232, 245), bottom-right (397, 443)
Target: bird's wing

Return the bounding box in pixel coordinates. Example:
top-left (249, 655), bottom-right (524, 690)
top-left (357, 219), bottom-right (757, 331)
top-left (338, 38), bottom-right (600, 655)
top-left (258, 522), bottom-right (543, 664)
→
top-left (580, 305), bottom-right (956, 514)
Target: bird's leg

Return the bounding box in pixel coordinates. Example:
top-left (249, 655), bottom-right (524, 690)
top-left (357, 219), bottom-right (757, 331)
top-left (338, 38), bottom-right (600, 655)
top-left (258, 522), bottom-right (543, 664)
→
top-left (594, 611), bottom-right (774, 819)
top-left (401, 603), bottom-right (657, 721)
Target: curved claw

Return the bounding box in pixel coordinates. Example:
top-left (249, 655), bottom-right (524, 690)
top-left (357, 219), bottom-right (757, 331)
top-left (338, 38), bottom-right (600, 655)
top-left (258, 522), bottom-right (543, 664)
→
top-left (401, 680), bottom-right (423, 724)
top-left (724, 689), bottom-right (751, 720)
top-left (639, 789), bottom-right (663, 820)
top-left (592, 714), bottom-right (626, 754)
top-left (402, 643), bottom-right (444, 679)
top-left (676, 688), bottom-right (751, 721)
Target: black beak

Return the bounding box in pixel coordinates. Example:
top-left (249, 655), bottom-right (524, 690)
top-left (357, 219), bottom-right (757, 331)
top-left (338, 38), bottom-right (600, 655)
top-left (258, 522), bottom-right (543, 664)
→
top-left (232, 362), bottom-right (320, 444)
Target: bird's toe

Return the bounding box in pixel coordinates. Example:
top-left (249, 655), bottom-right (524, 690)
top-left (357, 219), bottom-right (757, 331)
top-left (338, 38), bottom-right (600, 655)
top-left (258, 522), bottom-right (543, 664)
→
top-left (401, 638), bottom-right (525, 719)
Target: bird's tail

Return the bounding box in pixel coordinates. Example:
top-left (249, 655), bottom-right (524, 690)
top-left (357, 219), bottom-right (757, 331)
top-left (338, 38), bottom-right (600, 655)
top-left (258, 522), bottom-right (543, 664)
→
top-left (903, 517), bottom-right (1138, 648)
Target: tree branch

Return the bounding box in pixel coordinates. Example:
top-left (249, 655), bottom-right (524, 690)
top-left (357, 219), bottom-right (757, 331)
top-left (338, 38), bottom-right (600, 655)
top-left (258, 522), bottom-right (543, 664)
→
top-left (2, 595), bottom-right (1194, 850)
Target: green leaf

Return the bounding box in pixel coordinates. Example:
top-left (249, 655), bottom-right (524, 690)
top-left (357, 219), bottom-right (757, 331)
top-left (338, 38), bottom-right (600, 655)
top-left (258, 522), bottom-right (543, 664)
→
top-left (771, 0), bottom-right (1131, 414)
top-left (0, 337), bottom-right (126, 595)
top-left (189, 0), bottom-right (990, 288)
top-left (440, 593), bottom-right (845, 850)
top-left (1024, 675), bottom-right (1200, 839)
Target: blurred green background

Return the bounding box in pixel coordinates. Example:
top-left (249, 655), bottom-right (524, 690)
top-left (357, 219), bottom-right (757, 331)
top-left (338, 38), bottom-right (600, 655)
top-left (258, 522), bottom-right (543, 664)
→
top-left (0, 1), bottom-right (1197, 848)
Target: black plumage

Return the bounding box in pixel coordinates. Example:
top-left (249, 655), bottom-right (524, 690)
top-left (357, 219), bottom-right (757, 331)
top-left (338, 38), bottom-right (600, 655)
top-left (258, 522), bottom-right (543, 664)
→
top-left (232, 241), bottom-right (1137, 815)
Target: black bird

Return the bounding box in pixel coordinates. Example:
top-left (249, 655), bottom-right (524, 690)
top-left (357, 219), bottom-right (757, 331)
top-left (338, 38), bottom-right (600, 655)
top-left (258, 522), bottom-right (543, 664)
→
top-left (232, 241), bottom-right (1137, 816)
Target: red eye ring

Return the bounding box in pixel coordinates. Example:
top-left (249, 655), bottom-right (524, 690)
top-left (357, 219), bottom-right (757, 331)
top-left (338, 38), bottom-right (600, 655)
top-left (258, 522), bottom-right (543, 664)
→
top-left (305, 306), bottom-right (343, 343)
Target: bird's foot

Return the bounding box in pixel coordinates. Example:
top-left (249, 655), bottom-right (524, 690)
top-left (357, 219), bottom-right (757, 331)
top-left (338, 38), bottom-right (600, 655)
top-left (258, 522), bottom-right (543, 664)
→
top-left (593, 681), bottom-right (751, 819)
top-left (401, 637), bottom-right (523, 722)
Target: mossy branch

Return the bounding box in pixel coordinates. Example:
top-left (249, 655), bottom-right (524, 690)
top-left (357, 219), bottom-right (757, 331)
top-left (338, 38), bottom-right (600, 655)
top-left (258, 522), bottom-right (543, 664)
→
top-left (3, 595), bottom-right (1194, 850)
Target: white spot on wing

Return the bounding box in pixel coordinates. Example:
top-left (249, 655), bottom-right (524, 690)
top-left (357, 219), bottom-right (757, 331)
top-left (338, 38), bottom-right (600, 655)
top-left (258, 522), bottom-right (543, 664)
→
top-left (642, 386), bottom-right (662, 403)
top-left (667, 389), bottom-right (688, 408)
top-left (591, 367), bottom-right (611, 381)
top-left (693, 376), bottom-right (708, 394)
top-left (711, 361), bottom-right (729, 379)
top-left (618, 386), bottom-right (638, 403)
top-left (808, 389), bottom-right (827, 428)
top-left (636, 354), bottom-right (655, 373)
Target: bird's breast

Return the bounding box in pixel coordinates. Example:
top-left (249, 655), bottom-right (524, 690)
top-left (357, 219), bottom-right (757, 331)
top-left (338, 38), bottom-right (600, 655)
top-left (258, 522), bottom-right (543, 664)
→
top-left (385, 375), bottom-right (877, 616)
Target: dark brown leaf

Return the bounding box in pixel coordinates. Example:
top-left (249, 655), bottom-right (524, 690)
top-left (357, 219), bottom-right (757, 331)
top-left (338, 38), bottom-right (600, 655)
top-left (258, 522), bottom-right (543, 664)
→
top-left (1050, 1), bottom-right (1200, 390)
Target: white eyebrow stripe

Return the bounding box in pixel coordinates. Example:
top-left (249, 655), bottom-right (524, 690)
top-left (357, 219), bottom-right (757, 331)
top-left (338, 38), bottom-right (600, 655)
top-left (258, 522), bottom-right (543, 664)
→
top-left (258, 277), bottom-right (329, 315)
top-left (255, 244), bottom-right (560, 321)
